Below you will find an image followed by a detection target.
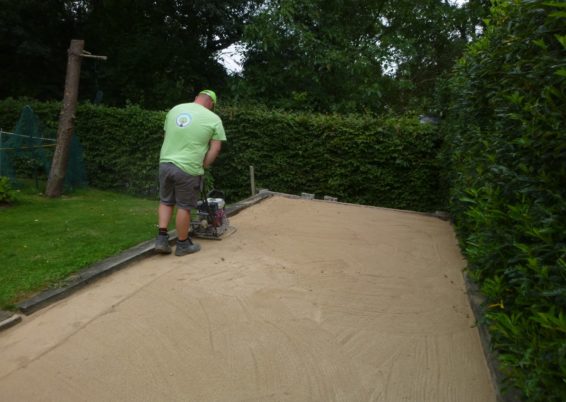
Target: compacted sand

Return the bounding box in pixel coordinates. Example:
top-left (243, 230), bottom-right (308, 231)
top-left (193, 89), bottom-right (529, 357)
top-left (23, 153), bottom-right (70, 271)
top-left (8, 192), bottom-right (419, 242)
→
top-left (0, 196), bottom-right (495, 401)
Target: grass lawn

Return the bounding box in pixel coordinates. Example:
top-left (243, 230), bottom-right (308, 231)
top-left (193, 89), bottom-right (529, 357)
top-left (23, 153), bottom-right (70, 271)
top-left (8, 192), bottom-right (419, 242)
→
top-left (0, 186), bottom-right (158, 309)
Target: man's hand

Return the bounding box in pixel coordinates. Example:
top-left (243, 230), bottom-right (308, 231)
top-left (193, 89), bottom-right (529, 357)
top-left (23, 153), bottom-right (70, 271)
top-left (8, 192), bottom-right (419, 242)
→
top-left (203, 140), bottom-right (222, 168)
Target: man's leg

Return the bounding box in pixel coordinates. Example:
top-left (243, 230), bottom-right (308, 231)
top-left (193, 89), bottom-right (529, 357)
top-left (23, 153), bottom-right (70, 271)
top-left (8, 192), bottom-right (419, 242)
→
top-left (175, 208), bottom-right (200, 256)
top-left (175, 207), bottom-right (200, 256)
top-left (169, 165), bottom-right (201, 256)
top-left (156, 163), bottom-right (176, 254)
top-left (155, 203), bottom-right (174, 254)
top-left (176, 207), bottom-right (191, 241)
top-left (159, 203), bottom-right (174, 229)
top-left (175, 206), bottom-right (200, 256)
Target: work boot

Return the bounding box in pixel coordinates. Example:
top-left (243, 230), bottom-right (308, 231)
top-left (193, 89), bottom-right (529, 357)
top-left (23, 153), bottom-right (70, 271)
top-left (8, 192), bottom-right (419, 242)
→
top-left (175, 238), bottom-right (201, 256)
top-left (155, 234), bottom-right (172, 254)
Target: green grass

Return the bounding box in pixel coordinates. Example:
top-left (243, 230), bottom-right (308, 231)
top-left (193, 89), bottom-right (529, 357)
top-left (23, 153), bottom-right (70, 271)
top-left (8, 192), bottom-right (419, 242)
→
top-left (0, 186), bottom-right (158, 309)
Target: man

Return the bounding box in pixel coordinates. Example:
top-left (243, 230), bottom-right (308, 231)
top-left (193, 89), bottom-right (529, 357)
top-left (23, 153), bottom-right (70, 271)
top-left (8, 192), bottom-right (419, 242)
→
top-left (155, 89), bottom-right (226, 256)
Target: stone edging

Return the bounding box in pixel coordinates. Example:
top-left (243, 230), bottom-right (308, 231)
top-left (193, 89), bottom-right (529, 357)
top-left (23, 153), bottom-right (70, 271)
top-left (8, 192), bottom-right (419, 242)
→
top-left (1, 191), bottom-right (445, 329)
top-left (0, 310), bottom-right (21, 332)
top-left (1, 191), bottom-right (272, 326)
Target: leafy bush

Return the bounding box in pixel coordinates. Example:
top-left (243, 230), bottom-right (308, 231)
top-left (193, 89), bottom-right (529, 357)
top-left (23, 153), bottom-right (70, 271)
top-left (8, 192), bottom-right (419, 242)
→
top-left (0, 99), bottom-right (446, 211)
top-left (74, 103), bottom-right (165, 195)
top-left (215, 107), bottom-right (445, 211)
top-left (442, 1), bottom-right (566, 400)
top-left (0, 99), bottom-right (165, 196)
top-left (0, 176), bottom-right (17, 204)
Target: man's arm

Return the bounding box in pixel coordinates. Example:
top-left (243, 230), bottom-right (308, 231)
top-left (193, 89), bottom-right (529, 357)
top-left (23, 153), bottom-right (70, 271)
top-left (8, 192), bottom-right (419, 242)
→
top-left (203, 140), bottom-right (222, 168)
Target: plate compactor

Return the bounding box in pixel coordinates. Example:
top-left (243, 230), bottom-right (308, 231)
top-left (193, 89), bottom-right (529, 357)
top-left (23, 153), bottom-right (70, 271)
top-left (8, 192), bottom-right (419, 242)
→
top-left (189, 189), bottom-right (236, 240)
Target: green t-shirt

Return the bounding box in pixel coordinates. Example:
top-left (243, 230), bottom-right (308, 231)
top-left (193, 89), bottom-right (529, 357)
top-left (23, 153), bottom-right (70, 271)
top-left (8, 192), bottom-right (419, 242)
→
top-left (160, 103), bottom-right (226, 176)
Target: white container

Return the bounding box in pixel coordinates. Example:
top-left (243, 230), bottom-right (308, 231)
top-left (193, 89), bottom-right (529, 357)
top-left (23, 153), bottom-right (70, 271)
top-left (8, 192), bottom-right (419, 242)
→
top-left (207, 198), bottom-right (225, 209)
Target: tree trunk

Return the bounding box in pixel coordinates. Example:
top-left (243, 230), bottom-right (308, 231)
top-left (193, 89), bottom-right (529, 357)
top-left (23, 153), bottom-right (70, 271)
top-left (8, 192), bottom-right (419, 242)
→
top-left (45, 39), bottom-right (84, 198)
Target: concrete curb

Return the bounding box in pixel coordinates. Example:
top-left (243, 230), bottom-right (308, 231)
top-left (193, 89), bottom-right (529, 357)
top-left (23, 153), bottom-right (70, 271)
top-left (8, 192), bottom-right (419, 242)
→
top-left (3, 190), bottom-right (445, 327)
top-left (225, 191), bottom-right (272, 217)
top-left (16, 239), bottom-right (157, 316)
top-left (0, 310), bottom-right (21, 332)
top-left (5, 191), bottom-right (273, 323)
top-left (266, 191), bottom-right (451, 221)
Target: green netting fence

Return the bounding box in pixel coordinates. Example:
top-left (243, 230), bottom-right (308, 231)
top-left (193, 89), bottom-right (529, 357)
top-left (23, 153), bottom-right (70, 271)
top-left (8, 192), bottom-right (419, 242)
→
top-left (0, 105), bottom-right (87, 191)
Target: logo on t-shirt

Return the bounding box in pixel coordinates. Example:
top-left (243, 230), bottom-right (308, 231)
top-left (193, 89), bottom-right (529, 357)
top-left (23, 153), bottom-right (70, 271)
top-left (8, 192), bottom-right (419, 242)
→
top-left (176, 113), bottom-right (192, 128)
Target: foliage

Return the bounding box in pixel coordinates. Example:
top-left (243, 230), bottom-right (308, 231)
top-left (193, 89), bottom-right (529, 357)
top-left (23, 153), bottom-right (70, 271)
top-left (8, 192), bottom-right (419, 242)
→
top-left (0, 185), bottom-right (157, 309)
top-left (0, 98), bottom-right (446, 212)
top-left (1, 0), bottom-right (487, 114)
top-left (74, 103), bottom-right (166, 195)
top-left (237, 0), bottom-right (488, 114)
top-left (0, 0), bottom-right (73, 100)
top-left (0, 99), bottom-right (163, 195)
top-left (0, 105), bottom-right (87, 192)
top-left (0, 0), bottom-right (262, 109)
top-left (0, 176), bottom-right (17, 204)
top-left (215, 106), bottom-right (445, 211)
top-left (442, 0), bottom-right (566, 399)
top-left (79, 0), bottom-right (263, 109)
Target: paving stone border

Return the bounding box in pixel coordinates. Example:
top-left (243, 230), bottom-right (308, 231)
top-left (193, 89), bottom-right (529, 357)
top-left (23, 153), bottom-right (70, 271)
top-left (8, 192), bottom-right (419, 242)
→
top-left (7, 189), bottom-right (450, 323)
top-left (8, 191), bottom-right (272, 320)
top-left (0, 310), bottom-right (22, 332)
top-left (16, 239), bottom-right (157, 315)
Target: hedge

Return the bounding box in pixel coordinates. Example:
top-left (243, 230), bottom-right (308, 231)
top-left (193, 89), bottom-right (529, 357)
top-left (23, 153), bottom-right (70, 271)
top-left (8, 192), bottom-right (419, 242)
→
top-left (443, 1), bottom-right (566, 400)
top-left (214, 107), bottom-right (445, 211)
top-left (0, 99), bottom-right (446, 212)
top-left (0, 99), bottom-right (166, 195)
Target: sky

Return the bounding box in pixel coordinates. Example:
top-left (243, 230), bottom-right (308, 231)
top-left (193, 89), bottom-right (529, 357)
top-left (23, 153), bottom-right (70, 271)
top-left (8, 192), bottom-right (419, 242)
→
top-left (217, 43), bottom-right (246, 75)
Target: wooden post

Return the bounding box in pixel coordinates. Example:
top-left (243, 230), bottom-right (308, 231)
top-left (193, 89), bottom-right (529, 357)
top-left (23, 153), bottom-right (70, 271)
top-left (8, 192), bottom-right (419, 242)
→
top-left (46, 39), bottom-right (84, 197)
top-left (0, 130), bottom-right (3, 177)
top-left (250, 165), bottom-right (256, 196)
top-left (45, 41), bottom-right (106, 197)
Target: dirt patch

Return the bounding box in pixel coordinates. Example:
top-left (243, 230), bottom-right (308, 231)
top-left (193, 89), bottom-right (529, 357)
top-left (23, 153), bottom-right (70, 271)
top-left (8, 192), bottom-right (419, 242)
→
top-left (0, 196), bottom-right (495, 401)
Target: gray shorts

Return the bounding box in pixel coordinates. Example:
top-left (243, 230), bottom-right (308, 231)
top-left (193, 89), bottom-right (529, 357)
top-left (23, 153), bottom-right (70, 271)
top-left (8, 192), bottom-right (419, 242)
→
top-left (159, 163), bottom-right (202, 209)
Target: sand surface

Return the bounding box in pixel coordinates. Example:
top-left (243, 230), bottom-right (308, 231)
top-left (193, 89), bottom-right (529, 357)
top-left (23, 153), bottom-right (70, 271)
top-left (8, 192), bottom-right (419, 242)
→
top-left (0, 196), bottom-right (495, 401)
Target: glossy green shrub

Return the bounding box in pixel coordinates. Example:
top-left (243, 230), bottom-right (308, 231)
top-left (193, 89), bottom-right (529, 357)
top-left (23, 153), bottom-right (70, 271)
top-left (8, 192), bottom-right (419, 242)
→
top-left (0, 176), bottom-right (17, 204)
top-left (443, 1), bottom-right (566, 399)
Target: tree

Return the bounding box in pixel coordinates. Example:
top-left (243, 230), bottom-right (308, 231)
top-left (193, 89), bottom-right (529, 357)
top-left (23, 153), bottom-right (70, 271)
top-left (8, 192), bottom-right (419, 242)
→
top-left (379, 0), bottom-right (488, 111)
top-left (238, 0), bottom-right (388, 113)
top-left (0, 0), bottom-right (77, 100)
top-left (0, 0), bottom-right (261, 109)
top-left (80, 0), bottom-right (239, 108)
top-left (236, 0), bottom-right (488, 114)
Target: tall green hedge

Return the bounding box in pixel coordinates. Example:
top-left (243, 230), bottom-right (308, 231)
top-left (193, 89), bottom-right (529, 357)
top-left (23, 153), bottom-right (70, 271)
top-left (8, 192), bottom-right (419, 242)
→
top-left (443, 1), bottom-right (566, 400)
top-left (0, 98), bottom-right (446, 211)
top-left (215, 107), bottom-right (444, 211)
